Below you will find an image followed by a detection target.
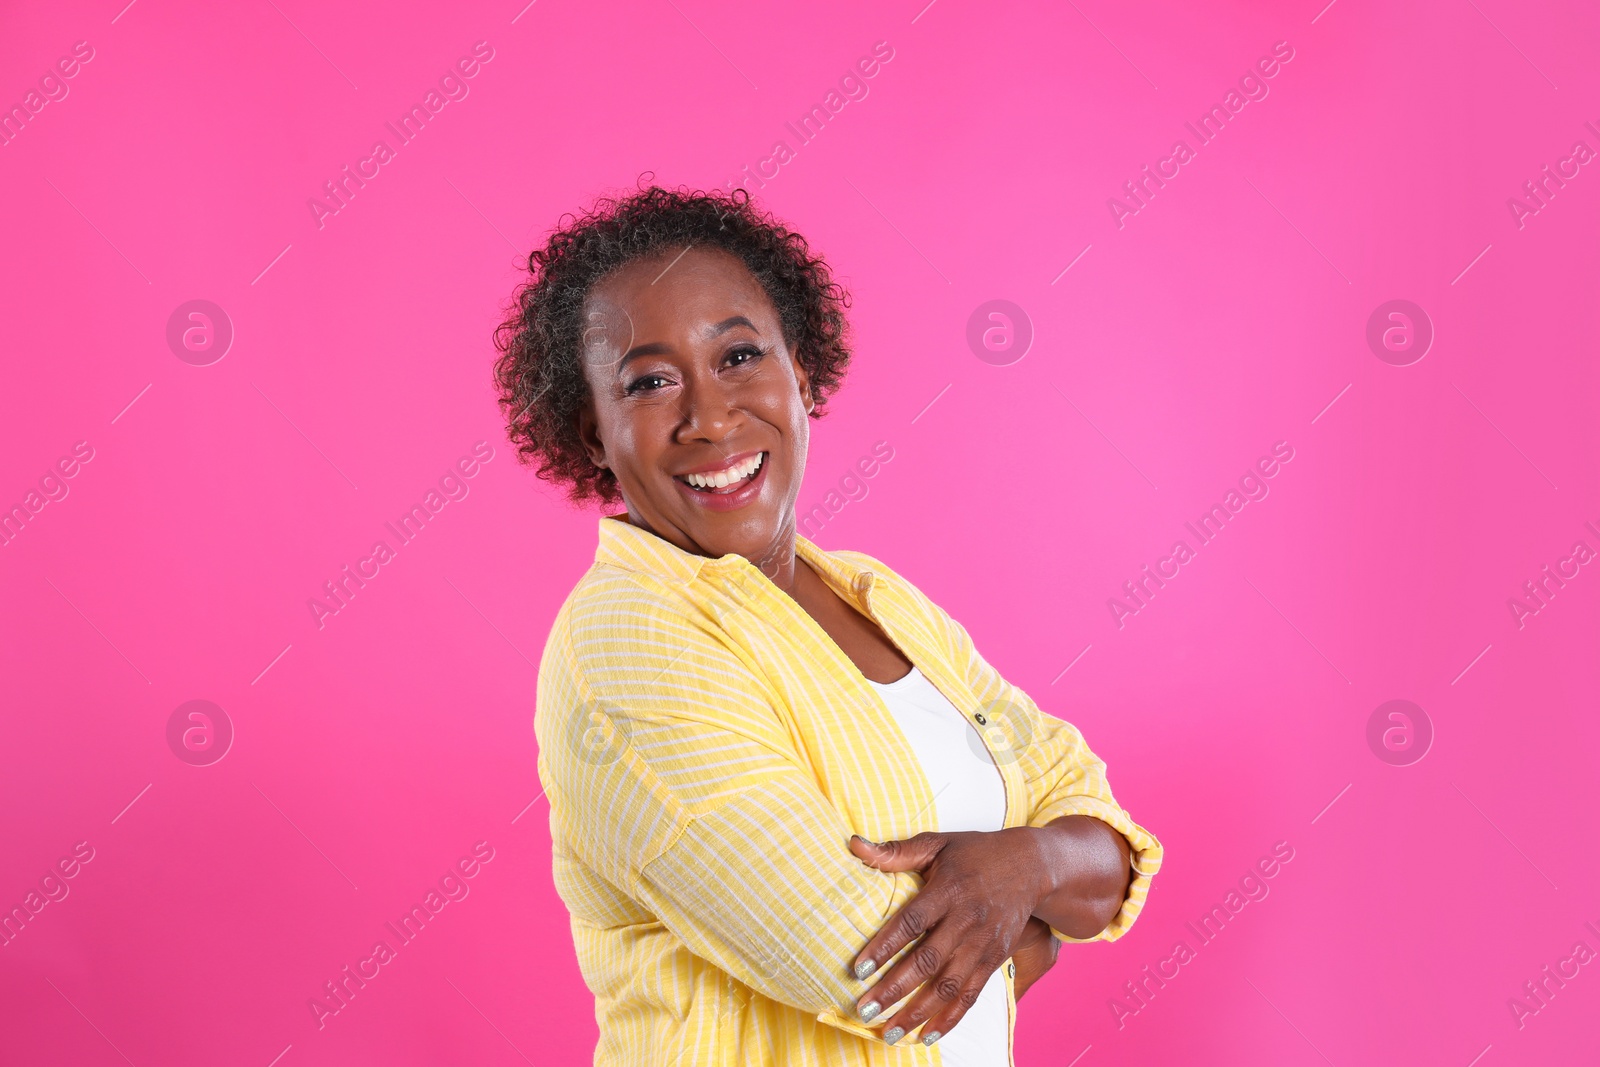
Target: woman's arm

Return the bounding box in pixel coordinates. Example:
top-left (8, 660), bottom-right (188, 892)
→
top-left (1009, 917), bottom-right (1060, 1001)
top-left (829, 549), bottom-right (1164, 943)
top-left (917, 821), bottom-right (1117, 1012)
top-left (822, 553), bottom-right (1161, 1043)
top-left (883, 559), bottom-right (1164, 942)
top-left (538, 582), bottom-right (925, 1041)
top-left (844, 817), bottom-right (1133, 1042)
top-left (1030, 814), bottom-right (1133, 938)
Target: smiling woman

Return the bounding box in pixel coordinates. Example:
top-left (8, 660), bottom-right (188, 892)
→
top-left (492, 182), bottom-right (1162, 1066)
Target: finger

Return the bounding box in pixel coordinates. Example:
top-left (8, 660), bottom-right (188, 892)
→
top-left (853, 906), bottom-right (971, 1023)
top-left (849, 881), bottom-right (951, 981)
top-left (902, 950), bottom-right (1003, 1048)
top-left (848, 832), bottom-right (946, 873)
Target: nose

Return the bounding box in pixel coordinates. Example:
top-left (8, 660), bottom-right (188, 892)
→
top-left (674, 370), bottom-right (746, 446)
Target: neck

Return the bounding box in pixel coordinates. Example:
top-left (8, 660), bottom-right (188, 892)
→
top-left (750, 522), bottom-right (802, 595)
top-left (611, 510), bottom-right (803, 592)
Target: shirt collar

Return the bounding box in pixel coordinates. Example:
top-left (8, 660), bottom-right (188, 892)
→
top-left (594, 514), bottom-right (877, 606)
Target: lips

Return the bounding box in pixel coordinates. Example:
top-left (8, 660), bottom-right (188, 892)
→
top-left (671, 451), bottom-right (770, 511)
top-left (676, 452), bottom-right (765, 492)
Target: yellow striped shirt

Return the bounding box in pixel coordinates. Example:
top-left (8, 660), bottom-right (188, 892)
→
top-left (535, 516), bottom-right (1162, 1065)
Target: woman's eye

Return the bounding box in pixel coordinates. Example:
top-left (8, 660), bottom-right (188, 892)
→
top-left (626, 374), bottom-right (669, 395)
top-left (727, 345), bottom-right (764, 367)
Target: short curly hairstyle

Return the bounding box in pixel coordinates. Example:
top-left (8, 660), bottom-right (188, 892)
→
top-left (492, 180), bottom-right (853, 506)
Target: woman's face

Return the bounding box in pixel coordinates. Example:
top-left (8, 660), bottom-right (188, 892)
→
top-left (576, 246), bottom-right (814, 569)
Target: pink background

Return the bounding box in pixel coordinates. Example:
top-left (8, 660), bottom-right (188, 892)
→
top-left (2, 0), bottom-right (1597, 1063)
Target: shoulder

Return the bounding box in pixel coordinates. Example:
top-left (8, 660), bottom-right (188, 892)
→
top-left (537, 562), bottom-right (776, 728)
top-left (541, 562), bottom-right (713, 679)
top-left (534, 561), bottom-right (793, 779)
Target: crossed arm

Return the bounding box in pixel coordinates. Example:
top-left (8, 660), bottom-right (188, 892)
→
top-left (538, 578), bottom-right (1161, 1045)
top-left (843, 815), bottom-right (1134, 1042)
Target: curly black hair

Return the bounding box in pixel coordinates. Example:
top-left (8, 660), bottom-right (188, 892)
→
top-left (492, 180), bottom-right (853, 506)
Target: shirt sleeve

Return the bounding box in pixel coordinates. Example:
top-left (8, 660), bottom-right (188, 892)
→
top-left (535, 574), bottom-right (920, 1040)
top-left (862, 560), bottom-right (1163, 946)
top-left (960, 627), bottom-right (1161, 943)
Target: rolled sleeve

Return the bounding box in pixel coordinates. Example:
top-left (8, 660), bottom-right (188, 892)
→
top-left (1024, 716), bottom-right (1164, 940)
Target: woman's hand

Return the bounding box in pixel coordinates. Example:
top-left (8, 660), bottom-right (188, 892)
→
top-left (1011, 917), bottom-right (1060, 1001)
top-left (847, 816), bottom-right (1130, 1044)
top-left (847, 829), bottom-right (1038, 1044)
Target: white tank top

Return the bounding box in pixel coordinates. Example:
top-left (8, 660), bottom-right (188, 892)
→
top-left (865, 665), bottom-right (1010, 1066)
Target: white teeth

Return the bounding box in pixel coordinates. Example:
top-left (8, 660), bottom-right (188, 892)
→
top-left (683, 452), bottom-right (764, 490)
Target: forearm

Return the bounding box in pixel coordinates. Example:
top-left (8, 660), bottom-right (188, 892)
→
top-left (636, 781), bottom-right (921, 1033)
top-left (1027, 815), bottom-right (1132, 940)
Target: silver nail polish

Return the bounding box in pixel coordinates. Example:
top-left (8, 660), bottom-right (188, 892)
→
top-left (854, 958), bottom-right (877, 980)
top-left (858, 1001), bottom-right (882, 1023)
top-left (922, 1030), bottom-right (942, 1046)
top-left (883, 1026), bottom-right (904, 1045)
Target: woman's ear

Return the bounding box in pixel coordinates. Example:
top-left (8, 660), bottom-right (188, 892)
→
top-left (576, 401), bottom-right (609, 470)
top-left (792, 353), bottom-right (815, 415)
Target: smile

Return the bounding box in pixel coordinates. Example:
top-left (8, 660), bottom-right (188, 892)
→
top-left (671, 451), bottom-right (771, 512)
top-left (676, 452), bottom-right (765, 494)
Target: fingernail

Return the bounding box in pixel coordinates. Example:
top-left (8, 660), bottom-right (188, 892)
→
top-left (883, 1026), bottom-right (905, 1045)
top-left (922, 1031), bottom-right (942, 1046)
top-left (853, 958), bottom-right (877, 980)
top-left (858, 1000), bottom-right (882, 1023)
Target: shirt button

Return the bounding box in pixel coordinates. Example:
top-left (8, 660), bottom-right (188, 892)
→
top-left (974, 713), bottom-right (988, 725)
top-left (1007, 962), bottom-right (1016, 979)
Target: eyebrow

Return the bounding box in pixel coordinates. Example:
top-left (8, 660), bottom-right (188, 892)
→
top-left (617, 316), bottom-right (761, 373)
